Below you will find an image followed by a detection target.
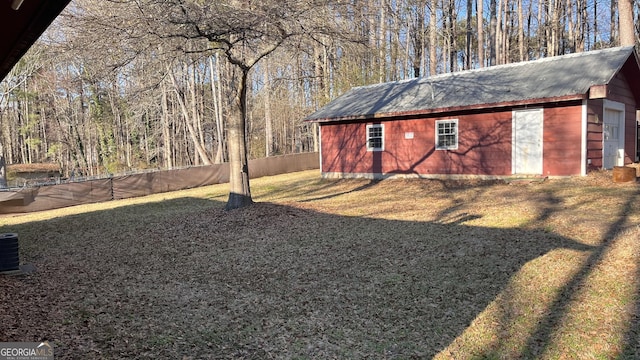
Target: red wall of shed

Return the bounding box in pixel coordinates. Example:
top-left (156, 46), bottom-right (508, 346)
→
top-left (607, 69), bottom-right (638, 165)
top-left (543, 104), bottom-right (583, 176)
top-left (320, 102), bottom-right (592, 177)
top-left (320, 110), bottom-right (514, 177)
top-left (585, 69), bottom-right (639, 170)
top-left (585, 99), bottom-right (604, 170)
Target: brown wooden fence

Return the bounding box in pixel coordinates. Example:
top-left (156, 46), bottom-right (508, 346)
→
top-left (0, 152), bottom-right (319, 214)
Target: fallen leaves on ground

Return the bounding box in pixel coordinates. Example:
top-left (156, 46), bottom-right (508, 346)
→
top-left (1, 170), bottom-right (639, 359)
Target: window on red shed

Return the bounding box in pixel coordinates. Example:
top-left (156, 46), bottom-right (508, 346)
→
top-left (436, 119), bottom-right (458, 150)
top-left (366, 124), bottom-right (384, 151)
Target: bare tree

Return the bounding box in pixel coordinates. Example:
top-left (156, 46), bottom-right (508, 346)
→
top-left (477, 0), bottom-right (485, 67)
top-left (429, 0), bottom-right (438, 75)
top-left (0, 47), bottom-right (47, 187)
top-left (124, 0), bottom-right (356, 209)
top-left (489, 0), bottom-right (497, 65)
top-left (466, 0), bottom-right (473, 69)
top-left (611, 0), bottom-right (619, 45)
top-left (167, 66), bottom-right (212, 166)
top-left (518, 0), bottom-right (525, 61)
top-left (380, 0), bottom-right (389, 81)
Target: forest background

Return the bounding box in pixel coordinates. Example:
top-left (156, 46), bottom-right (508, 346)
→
top-left (0, 0), bottom-right (637, 183)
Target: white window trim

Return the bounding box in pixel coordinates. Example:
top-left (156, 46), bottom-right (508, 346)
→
top-left (366, 124), bottom-right (384, 151)
top-left (435, 119), bottom-right (458, 150)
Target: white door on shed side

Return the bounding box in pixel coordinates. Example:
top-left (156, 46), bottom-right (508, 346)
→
top-left (512, 108), bottom-right (544, 175)
top-left (602, 100), bottom-right (625, 169)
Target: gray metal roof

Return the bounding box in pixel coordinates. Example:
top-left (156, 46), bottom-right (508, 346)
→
top-left (306, 46), bottom-right (637, 122)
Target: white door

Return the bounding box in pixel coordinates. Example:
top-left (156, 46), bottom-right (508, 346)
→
top-left (513, 109), bottom-right (544, 175)
top-left (603, 107), bottom-right (624, 169)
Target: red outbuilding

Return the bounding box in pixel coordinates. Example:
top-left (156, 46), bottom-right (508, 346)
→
top-left (305, 46), bottom-right (640, 179)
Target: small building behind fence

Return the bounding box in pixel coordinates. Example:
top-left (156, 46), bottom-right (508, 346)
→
top-left (7, 163), bottom-right (61, 185)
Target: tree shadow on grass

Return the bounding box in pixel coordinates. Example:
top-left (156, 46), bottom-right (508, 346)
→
top-left (521, 188), bottom-right (640, 359)
top-left (461, 186), bottom-right (640, 359)
top-left (614, 189), bottom-right (640, 359)
top-left (0, 195), bottom-right (600, 359)
top-left (298, 179), bottom-right (382, 202)
top-left (620, 258), bottom-right (640, 359)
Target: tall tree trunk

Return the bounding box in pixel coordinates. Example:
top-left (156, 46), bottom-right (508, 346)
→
top-left (537, 0), bottom-right (545, 57)
top-left (611, 0), bottom-right (618, 45)
top-left (466, 0), bottom-right (473, 69)
top-left (378, 0), bottom-right (387, 83)
top-left (574, 0), bottom-right (585, 51)
top-left (264, 59), bottom-right (274, 157)
top-left (0, 77), bottom-right (12, 186)
top-left (550, 0), bottom-right (559, 56)
top-left (518, 0), bottom-right (525, 61)
top-left (0, 141), bottom-right (6, 188)
top-left (489, 0), bottom-right (497, 65)
top-left (405, 14), bottom-right (413, 77)
top-left (168, 69), bottom-right (212, 166)
top-left (477, 0), bottom-right (485, 67)
top-left (312, 43), bottom-right (326, 153)
top-left (429, 0), bottom-right (438, 75)
top-left (449, 0), bottom-right (457, 72)
top-left (189, 62), bottom-right (205, 165)
top-left (391, 11), bottom-right (401, 80)
top-left (495, 0), bottom-right (503, 64)
top-left (593, 0), bottom-right (598, 48)
top-left (567, 0), bottom-right (575, 52)
top-left (445, 0), bottom-right (458, 72)
top-left (619, 0), bottom-right (635, 46)
top-left (410, 4), bottom-right (425, 77)
top-left (160, 80), bottom-right (173, 169)
top-left (225, 67), bottom-right (253, 210)
top-left (210, 54), bottom-right (225, 164)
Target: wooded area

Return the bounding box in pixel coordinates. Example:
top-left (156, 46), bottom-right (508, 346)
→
top-left (0, 0), bottom-right (637, 182)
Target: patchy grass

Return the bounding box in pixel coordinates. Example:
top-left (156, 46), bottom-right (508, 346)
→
top-left (1, 169), bottom-right (639, 359)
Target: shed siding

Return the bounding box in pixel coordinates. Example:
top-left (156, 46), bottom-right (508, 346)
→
top-left (607, 70), bottom-right (638, 164)
top-left (543, 104), bottom-right (583, 176)
top-left (321, 110), bottom-right (514, 177)
top-left (320, 122), bottom-right (370, 175)
top-left (586, 99), bottom-right (604, 170)
top-left (584, 69), bottom-right (638, 170)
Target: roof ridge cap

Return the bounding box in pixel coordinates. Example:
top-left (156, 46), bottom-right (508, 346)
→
top-left (431, 46), bottom-right (632, 78)
top-left (352, 46), bottom-right (633, 89)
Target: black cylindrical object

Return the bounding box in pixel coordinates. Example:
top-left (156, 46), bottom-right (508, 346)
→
top-left (0, 233), bottom-right (19, 271)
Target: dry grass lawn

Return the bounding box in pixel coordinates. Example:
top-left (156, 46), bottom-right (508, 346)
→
top-left (1, 169), bottom-right (639, 359)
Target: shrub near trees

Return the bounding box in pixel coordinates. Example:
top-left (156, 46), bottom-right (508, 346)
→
top-left (0, 0), bottom-right (636, 206)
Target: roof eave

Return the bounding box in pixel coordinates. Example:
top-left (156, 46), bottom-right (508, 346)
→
top-left (0, 0), bottom-right (71, 81)
top-left (598, 45), bottom-right (637, 87)
top-left (308, 94), bottom-right (587, 123)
